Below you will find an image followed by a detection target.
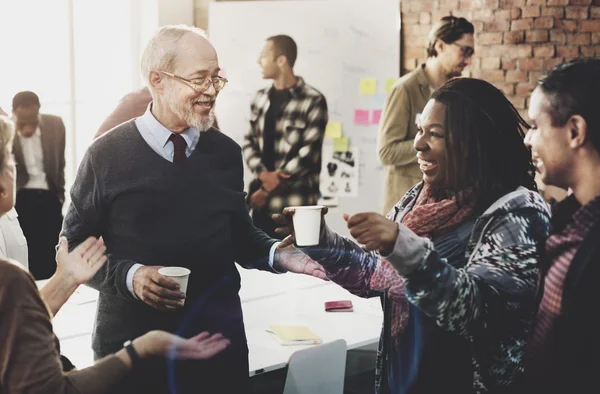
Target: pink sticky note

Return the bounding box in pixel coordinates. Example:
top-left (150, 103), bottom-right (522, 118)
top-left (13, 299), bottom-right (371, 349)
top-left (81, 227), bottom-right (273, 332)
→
top-left (354, 109), bottom-right (370, 125)
top-left (372, 110), bottom-right (382, 125)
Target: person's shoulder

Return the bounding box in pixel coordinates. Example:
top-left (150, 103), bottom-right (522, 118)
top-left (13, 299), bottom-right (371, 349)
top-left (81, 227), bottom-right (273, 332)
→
top-left (41, 113), bottom-right (65, 127)
top-left (391, 67), bottom-right (424, 94)
top-left (0, 259), bottom-right (35, 295)
top-left (204, 128), bottom-right (241, 151)
top-left (89, 120), bottom-right (138, 153)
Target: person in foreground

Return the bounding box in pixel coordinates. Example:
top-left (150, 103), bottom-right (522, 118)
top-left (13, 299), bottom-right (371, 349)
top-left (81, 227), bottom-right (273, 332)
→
top-left (0, 116), bottom-right (230, 394)
top-left (522, 58), bottom-right (600, 393)
top-left (275, 78), bottom-right (551, 394)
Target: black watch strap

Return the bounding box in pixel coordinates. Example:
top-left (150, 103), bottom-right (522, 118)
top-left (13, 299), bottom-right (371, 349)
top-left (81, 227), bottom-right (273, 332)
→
top-left (123, 340), bottom-right (141, 366)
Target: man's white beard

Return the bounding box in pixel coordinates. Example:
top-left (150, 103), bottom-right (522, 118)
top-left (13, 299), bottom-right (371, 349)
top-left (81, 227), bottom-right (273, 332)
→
top-left (166, 88), bottom-right (215, 132)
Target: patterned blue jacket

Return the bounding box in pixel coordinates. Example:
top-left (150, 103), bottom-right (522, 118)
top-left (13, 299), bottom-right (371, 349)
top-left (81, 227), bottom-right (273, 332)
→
top-left (305, 183), bottom-right (551, 393)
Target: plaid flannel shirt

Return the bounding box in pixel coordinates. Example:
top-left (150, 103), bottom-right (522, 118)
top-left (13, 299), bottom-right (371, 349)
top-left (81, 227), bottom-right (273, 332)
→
top-left (242, 77), bottom-right (327, 214)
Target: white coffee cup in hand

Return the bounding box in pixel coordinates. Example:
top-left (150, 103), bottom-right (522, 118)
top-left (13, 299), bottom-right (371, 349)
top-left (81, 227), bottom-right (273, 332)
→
top-left (158, 267), bottom-right (191, 307)
top-left (290, 206), bottom-right (324, 246)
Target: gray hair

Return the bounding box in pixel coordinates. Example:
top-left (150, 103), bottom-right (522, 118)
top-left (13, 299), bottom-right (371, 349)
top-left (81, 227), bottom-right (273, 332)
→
top-left (0, 116), bottom-right (15, 171)
top-left (140, 24), bottom-right (208, 85)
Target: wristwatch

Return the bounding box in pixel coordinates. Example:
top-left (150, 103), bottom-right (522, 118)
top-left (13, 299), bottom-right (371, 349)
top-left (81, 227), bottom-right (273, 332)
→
top-left (123, 340), bottom-right (141, 366)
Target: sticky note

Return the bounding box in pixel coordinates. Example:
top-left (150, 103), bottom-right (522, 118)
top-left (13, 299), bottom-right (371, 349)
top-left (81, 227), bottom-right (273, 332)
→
top-left (333, 136), bottom-right (349, 152)
top-left (360, 78), bottom-right (377, 95)
top-left (354, 109), bottom-right (370, 125)
top-left (385, 78), bottom-right (397, 93)
top-left (372, 110), bottom-right (382, 125)
top-left (325, 121), bottom-right (342, 139)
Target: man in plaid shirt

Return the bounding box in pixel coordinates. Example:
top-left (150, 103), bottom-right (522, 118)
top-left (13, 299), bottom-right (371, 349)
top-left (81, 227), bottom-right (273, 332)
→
top-left (242, 35), bottom-right (327, 238)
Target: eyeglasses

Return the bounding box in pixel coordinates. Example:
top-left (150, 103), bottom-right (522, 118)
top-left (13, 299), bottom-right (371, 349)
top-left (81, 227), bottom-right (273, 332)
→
top-left (157, 71), bottom-right (228, 92)
top-left (451, 42), bottom-right (475, 58)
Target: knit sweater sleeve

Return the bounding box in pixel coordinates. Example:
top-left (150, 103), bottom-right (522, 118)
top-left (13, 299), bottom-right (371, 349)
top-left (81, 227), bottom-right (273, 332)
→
top-left (60, 148), bottom-right (137, 300)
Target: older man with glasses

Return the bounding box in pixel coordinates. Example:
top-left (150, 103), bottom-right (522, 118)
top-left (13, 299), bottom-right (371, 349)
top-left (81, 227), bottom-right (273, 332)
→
top-left (61, 25), bottom-right (326, 394)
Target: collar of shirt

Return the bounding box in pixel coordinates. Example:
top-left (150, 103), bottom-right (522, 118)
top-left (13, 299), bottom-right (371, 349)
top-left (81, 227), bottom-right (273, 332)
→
top-left (551, 192), bottom-right (600, 236)
top-left (12, 115), bottom-right (42, 139)
top-left (139, 105), bottom-right (198, 149)
top-left (270, 76), bottom-right (306, 99)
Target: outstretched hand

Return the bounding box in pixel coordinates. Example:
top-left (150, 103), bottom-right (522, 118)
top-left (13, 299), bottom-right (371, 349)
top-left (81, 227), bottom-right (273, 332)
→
top-left (55, 236), bottom-right (107, 286)
top-left (344, 212), bottom-right (399, 255)
top-left (274, 240), bottom-right (328, 281)
top-left (137, 330), bottom-right (230, 360)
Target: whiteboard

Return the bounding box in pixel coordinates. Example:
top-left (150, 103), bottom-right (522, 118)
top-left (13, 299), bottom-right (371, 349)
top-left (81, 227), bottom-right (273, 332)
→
top-left (209, 0), bottom-right (400, 237)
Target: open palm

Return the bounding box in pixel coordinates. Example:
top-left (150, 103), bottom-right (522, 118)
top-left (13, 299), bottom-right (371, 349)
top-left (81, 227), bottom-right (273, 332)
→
top-left (274, 240), bottom-right (328, 280)
top-left (55, 237), bottom-right (107, 286)
top-left (163, 331), bottom-right (231, 360)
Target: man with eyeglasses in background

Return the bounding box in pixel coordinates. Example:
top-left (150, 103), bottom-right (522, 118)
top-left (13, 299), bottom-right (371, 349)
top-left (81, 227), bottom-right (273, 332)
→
top-left (378, 15), bottom-right (475, 214)
top-left (242, 35), bottom-right (328, 238)
top-left (61, 25), bottom-right (326, 394)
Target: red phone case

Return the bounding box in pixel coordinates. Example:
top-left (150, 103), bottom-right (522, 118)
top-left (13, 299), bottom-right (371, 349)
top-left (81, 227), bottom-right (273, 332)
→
top-left (324, 300), bottom-right (354, 312)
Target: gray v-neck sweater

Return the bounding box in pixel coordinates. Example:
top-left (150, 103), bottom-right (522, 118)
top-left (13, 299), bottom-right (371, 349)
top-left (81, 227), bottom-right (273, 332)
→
top-left (61, 121), bottom-right (276, 357)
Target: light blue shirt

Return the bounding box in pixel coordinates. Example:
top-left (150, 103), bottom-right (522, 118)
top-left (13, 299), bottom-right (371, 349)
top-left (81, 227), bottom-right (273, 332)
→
top-left (126, 107), bottom-right (280, 299)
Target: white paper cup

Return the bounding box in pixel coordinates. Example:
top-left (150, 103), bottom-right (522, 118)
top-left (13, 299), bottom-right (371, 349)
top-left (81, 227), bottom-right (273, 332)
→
top-left (290, 205), bottom-right (324, 246)
top-left (158, 267), bottom-right (191, 306)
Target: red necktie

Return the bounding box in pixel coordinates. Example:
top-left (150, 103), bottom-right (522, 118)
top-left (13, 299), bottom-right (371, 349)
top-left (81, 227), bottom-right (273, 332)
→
top-left (169, 133), bottom-right (187, 163)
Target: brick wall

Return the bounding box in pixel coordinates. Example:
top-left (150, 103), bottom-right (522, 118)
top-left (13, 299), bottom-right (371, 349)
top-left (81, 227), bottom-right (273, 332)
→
top-left (401, 0), bottom-right (600, 117)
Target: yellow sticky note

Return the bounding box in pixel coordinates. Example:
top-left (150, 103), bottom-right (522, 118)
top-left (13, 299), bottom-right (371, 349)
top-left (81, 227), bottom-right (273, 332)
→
top-left (325, 121), bottom-right (342, 139)
top-left (360, 78), bottom-right (377, 95)
top-left (333, 136), bottom-right (349, 152)
top-left (385, 78), bottom-right (397, 93)
top-left (269, 325), bottom-right (321, 341)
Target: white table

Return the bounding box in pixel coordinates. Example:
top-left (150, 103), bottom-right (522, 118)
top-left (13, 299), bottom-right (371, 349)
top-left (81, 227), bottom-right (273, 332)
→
top-left (41, 266), bottom-right (383, 376)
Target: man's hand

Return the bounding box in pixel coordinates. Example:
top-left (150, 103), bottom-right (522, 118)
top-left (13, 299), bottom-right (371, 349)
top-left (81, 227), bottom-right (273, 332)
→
top-left (134, 331), bottom-right (231, 360)
top-left (344, 212), bottom-right (399, 255)
top-left (274, 241), bottom-right (328, 280)
top-left (259, 170), bottom-right (291, 192)
top-left (133, 266), bottom-right (186, 310)
top-left (249, 189), bottom-right (269, 210)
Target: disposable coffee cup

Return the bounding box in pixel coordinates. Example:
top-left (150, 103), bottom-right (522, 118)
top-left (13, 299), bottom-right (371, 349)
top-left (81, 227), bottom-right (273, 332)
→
top-left (290, 205), bottom-right (324, 247)
top-left (158, 267), bottom-right (191, 306)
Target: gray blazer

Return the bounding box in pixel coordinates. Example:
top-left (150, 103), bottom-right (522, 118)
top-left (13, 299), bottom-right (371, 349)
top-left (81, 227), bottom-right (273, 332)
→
top-left (13, 114), bottom-right (66, 203)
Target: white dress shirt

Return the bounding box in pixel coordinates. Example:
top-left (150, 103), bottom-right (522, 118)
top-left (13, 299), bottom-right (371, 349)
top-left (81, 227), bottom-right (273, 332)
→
top-left (18, 126), bottom-right (49, 190)
top-left (126, 106), bottom-right (280, 298)
top-left (0, 208), bottom-right (29, 269)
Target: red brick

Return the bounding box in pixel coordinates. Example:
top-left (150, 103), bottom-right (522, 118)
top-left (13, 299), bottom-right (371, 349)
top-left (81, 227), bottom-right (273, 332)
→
top-left (556, 45), bottom-right (579, 56)
top-left (516, 82), bottom-right (536, 95)
top-left (472, 69), bottom-right (506, 82)
top-left (579, 20), bottom-right (600, 32)
top-left (518, 58), bottom-right (542, 70)
top-left (484, 0), bottom-right (500, 7)
top-left (474, 9), bottom-right (494, 20)
top-left (556, 19), bottom-right (579, 32)
top-left (470, 0), bottom-right (485, 7)
top-left (535, 17), bottom-right (555, 29)
top-left (485, 20), bottom-right (511, 31)
top-left (550, 29), bottom-right (567, 43)
top-left (569, 0), bottom-right (592, 4)
top-left (565, 6), bottom-right (590, 18)
top-left (543, 58), bottom-right (566, 70)
top-left (547, 0), bottom-right (569, 5)
top-left (522, 6), bottom-right (541, 17)
top-left (459, 0), bottom-right (473, 8)
top-left (488, 44), bottom-right (533, 57)
top-left (593, 32), bottom-right (600, 43)
top-left (403, 57), bottom-right (418, 72)
top-left (595, 0), bottom-right (600, 5)
top-left (508, 95), bottom-right (526, 110)
top-left (481, 57), bottom-right (501, 69)
top-left (407, 46), bottom-right (428, 58)
top-left (581, 46), bottom-right (596, 56)
top-left (526, 30), bottom-right (549, 42)
top-left (567, 32), bottom-right (592, 44)
top-left (479, 32), bottom-right (504, 44)
top-left (410, 1), bottom-right (437, 12)
top-left (596, 47), bottom-right (600, 56)
top-left (496, 82), bottom-right (516, 95)
top-left (529, 71), bottom-right (543, 83)
top-left (511, 8), bottom-right (523, 18)
top-left (439, 0), bottom-right (460, 10)
top-left (500, 0), bottom-right (526, 7)
top-left (534, 44), bottom-right (557, 56)
top-left (542, 7), bottom-right (565, 17)
top-left (501, 58), bottom-right (517, 69)
top-left (527, 0), bottom-right (546, 4)
top-left (473, 20), bottom-right (485, 31)
top-left (420, 12), bottom-right (432, 24)
top-left (505, 30), bottom-right (526, 43)
top-left (592, 6), bottom-right (600, 17)
top-left (401, 12), bottom-right (420, 24)
top-left (452, 10), bottom-right (474, 19)
top-left (506, 70), bottom-right (529, 82)
top-left (512, 18), bottom-right (534, 30)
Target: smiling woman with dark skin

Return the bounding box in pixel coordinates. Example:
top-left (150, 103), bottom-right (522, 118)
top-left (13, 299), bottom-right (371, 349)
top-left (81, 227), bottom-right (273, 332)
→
top-left (275, 78), bottom-right (552, 394)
